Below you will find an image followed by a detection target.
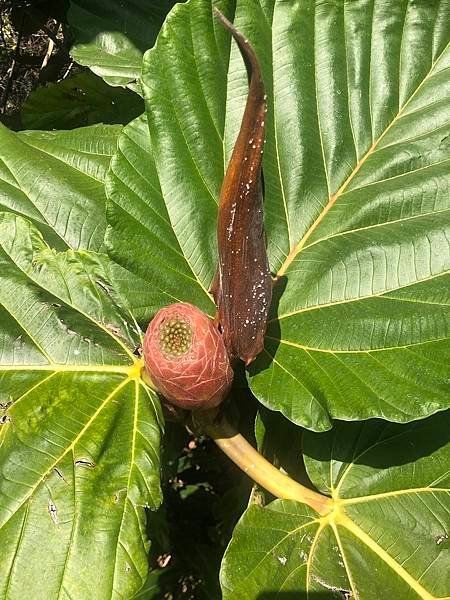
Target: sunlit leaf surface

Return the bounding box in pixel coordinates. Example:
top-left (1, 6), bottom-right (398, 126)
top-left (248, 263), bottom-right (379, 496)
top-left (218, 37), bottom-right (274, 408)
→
top-left (0, 214), bottom-right (162, 599)
top-left (105, 114), bottom-right (216, 322)
top-left (221, 413), bottom-right (450, 599)
top-left (0, 123), bottom-right (121, 251)
top-left (107, 0), bottom-right (450, 429)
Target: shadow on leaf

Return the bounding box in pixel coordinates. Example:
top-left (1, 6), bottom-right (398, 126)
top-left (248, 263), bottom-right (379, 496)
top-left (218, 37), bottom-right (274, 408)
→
top-left (303, 409), bottom-right (450, 471)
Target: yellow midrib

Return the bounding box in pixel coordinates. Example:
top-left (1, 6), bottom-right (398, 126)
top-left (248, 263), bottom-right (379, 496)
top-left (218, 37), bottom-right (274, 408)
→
top-left (0, 362), bottom-right (141, 374)
top-left (309, 490), bottom-right (448, 600)
top-left (265, 335), bottom-right (448, 354)
top-left (0, 373), bottom-right (148, 533)
top-left (110, 378), bottom-right (140, 596)
top-left (276, 42), bottom-right (449, 279)
top-left (334, 511), bottom-right (436, 600)
top-left (339, 486), bottom-right (449, 505)
top-left (269, 269), bottom-right (450, 323)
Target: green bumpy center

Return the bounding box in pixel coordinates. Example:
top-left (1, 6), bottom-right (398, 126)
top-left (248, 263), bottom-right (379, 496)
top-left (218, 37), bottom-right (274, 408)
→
top-left (159, 318), bottom-right (192, 357)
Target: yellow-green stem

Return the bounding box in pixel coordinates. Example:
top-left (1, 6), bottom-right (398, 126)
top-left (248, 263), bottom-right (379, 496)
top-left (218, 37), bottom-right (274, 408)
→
top-left (140, 367), bottom-right (156, 391)
top-left (204, 416), bottom-right (332, 516)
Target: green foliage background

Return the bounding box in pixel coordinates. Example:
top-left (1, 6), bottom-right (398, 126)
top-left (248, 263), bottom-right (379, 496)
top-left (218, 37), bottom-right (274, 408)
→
top-left (0, 0), bottom-right (449, 598)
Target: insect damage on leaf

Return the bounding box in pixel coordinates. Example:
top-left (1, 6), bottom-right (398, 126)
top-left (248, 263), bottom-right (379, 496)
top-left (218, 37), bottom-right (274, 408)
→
top-left (212, 8), bottom-right (272, 366)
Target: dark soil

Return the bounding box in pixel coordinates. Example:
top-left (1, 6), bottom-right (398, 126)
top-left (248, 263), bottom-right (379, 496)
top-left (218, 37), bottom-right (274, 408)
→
top-left (0, 0), bottom-right (76, 127)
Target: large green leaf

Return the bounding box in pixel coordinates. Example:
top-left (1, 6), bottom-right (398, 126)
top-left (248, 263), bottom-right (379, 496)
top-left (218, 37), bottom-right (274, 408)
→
top-left (221, 412), bottom-right (450, 598)
top-left (0, 123), bottom-right (121, 251)
top-left (141, 0), bottom-right (235, 293)
top-left (246, 0), bottom-right (450, 430)
top-left (0, 213), bottom-right (163, 599)
top-left (108, 0), bottom-right (450, 429)
top-left (21, 72), bottom-right (143, 130)
top-left (105, 0), bottom-right (237, 321)
top-left (68, 0), bottom-right (179, 87)
top-left (105, 114), bottom-right (215, 322)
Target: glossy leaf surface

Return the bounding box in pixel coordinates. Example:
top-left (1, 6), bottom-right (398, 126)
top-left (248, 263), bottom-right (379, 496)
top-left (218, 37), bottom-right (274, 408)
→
top-left (0, 1), bottom-right (448, 597)
top-left (105, 114), bottom-right (216, 322)
top-left (107, 0), bottom-right (450, 429)
top-left (221, 412), bottom-right (450, 598)
top-left (246, 0), bottom-right (450, 429)
top-left (0, 213), bottom-right (162, 599)
top-left (0, 123), bottom-right (121, 252)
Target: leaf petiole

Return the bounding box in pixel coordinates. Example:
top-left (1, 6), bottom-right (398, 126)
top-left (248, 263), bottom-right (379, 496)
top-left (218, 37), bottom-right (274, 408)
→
top-left (202, 413), bottom-right (332, 516)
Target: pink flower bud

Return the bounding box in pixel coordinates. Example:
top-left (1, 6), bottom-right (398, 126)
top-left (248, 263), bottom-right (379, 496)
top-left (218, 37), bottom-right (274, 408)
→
top-left (143, 303), bottom-right (233, 410)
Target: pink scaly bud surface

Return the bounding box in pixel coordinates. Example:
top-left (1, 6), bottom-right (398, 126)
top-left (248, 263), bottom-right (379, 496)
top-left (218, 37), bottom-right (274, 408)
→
top-left (143, 303), bottom-right (233, 410)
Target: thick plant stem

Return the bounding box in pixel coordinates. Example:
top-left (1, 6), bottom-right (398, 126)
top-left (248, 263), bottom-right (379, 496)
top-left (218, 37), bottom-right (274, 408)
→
top-left (204, 416), bottom-right (332, 516)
